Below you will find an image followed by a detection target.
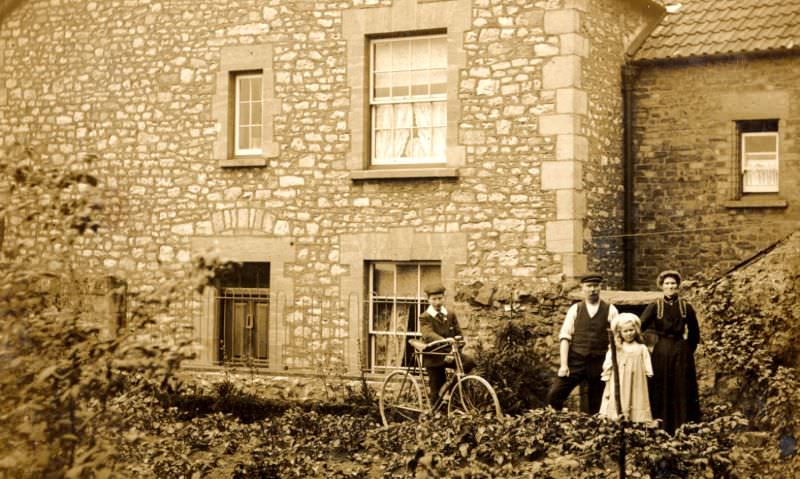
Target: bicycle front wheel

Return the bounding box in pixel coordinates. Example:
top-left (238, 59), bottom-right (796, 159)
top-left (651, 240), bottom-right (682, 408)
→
top-left (448, 375), bottom-right (502, 419)
top-left (379, 370), bottom-right (426, 427)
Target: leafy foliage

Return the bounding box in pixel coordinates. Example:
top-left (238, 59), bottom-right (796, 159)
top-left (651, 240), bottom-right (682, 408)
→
top-left (108, 398), bottom-right (755, 479)
top-left (688, 236), bottom-right (800, 440)
top-left (473, 317), bottom-right (553, 414)
top-left (158, 375), bottom-right (379, 424)
top-left (0, 145), bottom-right (205, 478)
top-left (681, 234), bottom-right (800, 476)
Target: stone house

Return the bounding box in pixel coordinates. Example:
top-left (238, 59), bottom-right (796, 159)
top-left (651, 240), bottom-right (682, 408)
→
top-left (2, 0), bottom-right (793, 379)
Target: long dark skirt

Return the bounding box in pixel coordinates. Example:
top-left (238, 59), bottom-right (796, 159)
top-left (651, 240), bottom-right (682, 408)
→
top-left (648, 336), bottom-right (700, 434)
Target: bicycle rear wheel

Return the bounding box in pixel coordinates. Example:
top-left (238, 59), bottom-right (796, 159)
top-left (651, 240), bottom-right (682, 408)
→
top-left (447, 375), bottom-right (502, 418)
top-left (379, 370), bottom-right (426, 427)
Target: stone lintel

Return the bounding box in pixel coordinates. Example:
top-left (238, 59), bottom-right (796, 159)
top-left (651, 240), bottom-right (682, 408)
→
top-left (717, 90), bottom-right (790, 121)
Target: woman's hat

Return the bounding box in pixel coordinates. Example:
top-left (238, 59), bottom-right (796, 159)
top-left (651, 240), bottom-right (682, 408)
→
top-left (657, 270), bottom-right (682, 287)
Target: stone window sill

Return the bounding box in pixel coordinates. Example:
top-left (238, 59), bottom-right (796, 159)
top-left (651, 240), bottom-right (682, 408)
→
top-left (219, 157), bottom-right (268, 168)
top-left (349, 167), bottom-right (459, 181)
top-left (723, 197), bottom-right (788, 209)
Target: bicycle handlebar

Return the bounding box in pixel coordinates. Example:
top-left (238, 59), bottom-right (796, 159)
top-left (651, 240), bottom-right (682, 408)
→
top-left (420, 336), bottom-right (465, 350)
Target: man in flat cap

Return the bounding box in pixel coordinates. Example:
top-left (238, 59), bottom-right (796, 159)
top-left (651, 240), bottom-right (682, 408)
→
top-left (547, 273), bottom-right (619, 414)
top-left (419, 284), bottom-right (474, 405)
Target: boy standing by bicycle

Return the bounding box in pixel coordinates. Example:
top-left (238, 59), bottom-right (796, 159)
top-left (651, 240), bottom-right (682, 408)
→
top-left (419, 284), bottom-right (474, 405)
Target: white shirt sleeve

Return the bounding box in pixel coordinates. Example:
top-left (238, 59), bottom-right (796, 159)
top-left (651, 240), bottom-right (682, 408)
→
top-left (558, 303), bottom-right (579, 341)
top-left (607, 304), bottom-right (619, 324)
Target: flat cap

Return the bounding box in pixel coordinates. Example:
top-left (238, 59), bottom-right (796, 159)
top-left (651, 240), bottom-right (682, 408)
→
top-left (424, 284), bottom-right (446, 295)
top-left (579, 273), bottom-right (604, 284)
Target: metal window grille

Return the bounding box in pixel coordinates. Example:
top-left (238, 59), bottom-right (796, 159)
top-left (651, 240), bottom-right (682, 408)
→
top-left (217, 287), bottom-right (269, 366)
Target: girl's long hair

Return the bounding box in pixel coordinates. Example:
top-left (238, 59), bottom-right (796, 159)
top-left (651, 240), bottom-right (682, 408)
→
top-left (613, 312), bottom-right (644, 346)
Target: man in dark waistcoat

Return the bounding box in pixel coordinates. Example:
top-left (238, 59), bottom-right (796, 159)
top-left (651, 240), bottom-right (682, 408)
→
top-left (419, 284), bottom-right (474, 406)
top-left (546, 273), bottom-right (619, 414)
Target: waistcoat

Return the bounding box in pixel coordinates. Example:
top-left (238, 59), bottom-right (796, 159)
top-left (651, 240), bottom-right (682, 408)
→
top-left (570, 300), bottom-right (610, 356)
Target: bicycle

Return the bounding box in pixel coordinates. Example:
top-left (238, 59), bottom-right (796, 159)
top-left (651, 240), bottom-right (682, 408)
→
top-left (379, 336), bottom-right (502, 426)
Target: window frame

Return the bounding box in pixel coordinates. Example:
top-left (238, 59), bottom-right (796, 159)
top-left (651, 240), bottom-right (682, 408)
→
top-left (368, 34), bottom-right (448, 167)
top-left (232, 71), bottom-right (264, 158)
top-left (740, 130), bottom-right (779, 194)
top-left (214, 262), bottom-right (270, 367)
top-left (212, 44), bottom-right (279, 167)
top-left (366, 261), bottom-right (442, 372)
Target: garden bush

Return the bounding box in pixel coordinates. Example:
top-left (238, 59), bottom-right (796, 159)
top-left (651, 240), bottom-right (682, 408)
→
top-left (687, 233), bottom-right (800, 453)
top-left (473, 317), bottom-right (554, 414)
top-left (158, 375), bottom-right (379, 424)
top-left (0, 145), bottom-right (206, 478)
top-left (141, 404), bottom-right (747, 479)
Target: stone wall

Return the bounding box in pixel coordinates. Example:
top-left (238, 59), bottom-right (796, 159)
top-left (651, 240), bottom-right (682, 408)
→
top-left (580, 0), bottom-right (630, 288)
top-left (0, 0), bottom-right (648, 373)
top-left (631, 54), bottom-right (800, 289)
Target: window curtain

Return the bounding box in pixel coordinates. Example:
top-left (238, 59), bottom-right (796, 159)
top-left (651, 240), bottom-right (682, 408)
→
top-left (375, 102), bottom-right (445, 161)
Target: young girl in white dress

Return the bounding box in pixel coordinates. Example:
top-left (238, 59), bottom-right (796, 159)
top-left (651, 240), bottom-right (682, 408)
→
top-left (599, 313), bottom-right (654, 422)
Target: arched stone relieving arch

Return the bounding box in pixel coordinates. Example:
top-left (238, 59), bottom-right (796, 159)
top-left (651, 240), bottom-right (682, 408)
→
top-left (205, 207), bottom-right (285, 236)
top-left (170, 208), bottom-right (286, 237)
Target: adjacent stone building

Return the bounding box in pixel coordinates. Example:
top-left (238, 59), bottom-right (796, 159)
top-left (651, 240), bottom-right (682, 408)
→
top-left (628, 0), bottom-right (800, 288)
top-left (19, 0), bottom-right (779, 378)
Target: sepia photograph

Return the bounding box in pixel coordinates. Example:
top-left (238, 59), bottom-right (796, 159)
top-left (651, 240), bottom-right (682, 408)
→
top-left (1, 0), bottom-right (797, 477)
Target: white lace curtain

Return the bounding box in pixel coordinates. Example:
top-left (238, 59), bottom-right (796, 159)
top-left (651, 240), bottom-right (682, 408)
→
top-left (374, 102), bottom-right (446, 162)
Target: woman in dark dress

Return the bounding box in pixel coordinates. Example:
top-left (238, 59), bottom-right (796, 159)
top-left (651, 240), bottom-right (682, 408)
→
top-left (641, 270), bottom-right (701, 434)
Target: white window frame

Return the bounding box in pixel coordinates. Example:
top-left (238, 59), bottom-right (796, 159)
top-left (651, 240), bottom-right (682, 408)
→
top-left (369, 34), bottom-right (448, 166)
top-left (741, 131), bottom-right (779, 193)
top-left (234, 73), bottom-right (263, 157)
top-left (366, 261), bottom-right (441, 371)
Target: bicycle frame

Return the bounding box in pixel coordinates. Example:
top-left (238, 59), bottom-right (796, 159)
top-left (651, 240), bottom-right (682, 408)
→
top-left (409, 337), bottom-right (466, 411)
top-left (380, 336), bottom-right (502, 426)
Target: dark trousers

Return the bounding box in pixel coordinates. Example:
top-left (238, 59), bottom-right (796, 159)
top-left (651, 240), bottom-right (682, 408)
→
top-left (546, 352), bottom-right (605, 414)
top-left (426, 353), bottom-right (475, 406)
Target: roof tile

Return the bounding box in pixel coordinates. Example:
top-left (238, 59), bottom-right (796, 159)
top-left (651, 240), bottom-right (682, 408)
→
top-left (635, 0), bottom-right (800, 61)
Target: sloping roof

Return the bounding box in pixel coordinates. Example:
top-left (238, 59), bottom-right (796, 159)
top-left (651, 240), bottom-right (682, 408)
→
top-left (635, 0), bottom-right (800, 62)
